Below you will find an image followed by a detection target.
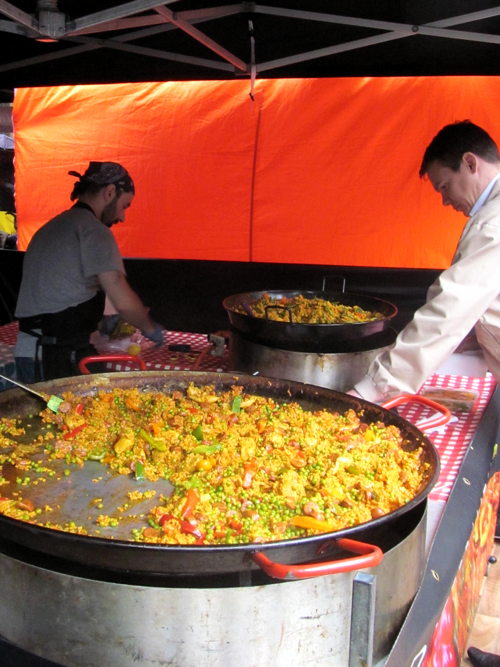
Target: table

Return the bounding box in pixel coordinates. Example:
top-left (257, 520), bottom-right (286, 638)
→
top-left (396, 374), bottom-right (496, 504)
top-left (0, 321), bottom-right (229, 376)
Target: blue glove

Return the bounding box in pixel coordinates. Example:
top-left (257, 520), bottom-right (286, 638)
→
top-left (142, 323), bottom-right (165, 346)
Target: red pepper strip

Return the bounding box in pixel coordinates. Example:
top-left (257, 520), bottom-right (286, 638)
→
top-left (229, 519), bottom-right (243, 534)
top-left (290, 515), bottom-right (336, 532)
top-left (180, 519), bottom-right (205, 543)
top-left (159, 513), bottom-right (204, 543)
top-left (63, 423), bottom-right (87, 440)
top-left (180, 488), bottom-right (199, 519)
top-left (159, 513), bottom-right (177, 526)
top-left (242, 459), bottom-right (257, 489)
top-left (74, 403), bottom-right (84, 415)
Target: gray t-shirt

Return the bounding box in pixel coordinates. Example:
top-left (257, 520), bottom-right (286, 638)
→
top-left (15, 206), bottom-right (124, 318)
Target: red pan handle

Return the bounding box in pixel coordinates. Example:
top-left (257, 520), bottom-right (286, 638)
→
top-left (78, 354), bottom-right (147, 374)
top-left (382, 393), bottom-right (451, 431)
top-left (252, 537), bottom-right (383, 580)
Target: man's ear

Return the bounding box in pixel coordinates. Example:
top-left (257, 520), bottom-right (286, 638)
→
top-left (462, 152), bottom-right (479, 174)
top-left (103, 184), bottom-right (116, 201)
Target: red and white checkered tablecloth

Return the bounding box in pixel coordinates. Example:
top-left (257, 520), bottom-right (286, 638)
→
top-left (394, 373), bottom-right (497, 502)
top-left (0, 321), bottom-right (496, 503)
top-left (0, 320), bottom-right (17, 345)
top-left (140, 331), bottom-right (229, 373)
top-left (0, 323), bottom-right (229, 372)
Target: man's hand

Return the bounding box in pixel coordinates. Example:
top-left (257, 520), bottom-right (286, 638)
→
top-left (99, 271), bottom-right (165, 343)
top-left (346, 388), bottom-right (362, 398)
top-left (142, 323), bottom-right (165, 346)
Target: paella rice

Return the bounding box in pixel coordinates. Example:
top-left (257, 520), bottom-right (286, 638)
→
top-left (0, 383), bottom-right (430, 545)
top-left (234, 293), bottom-right (385, 324)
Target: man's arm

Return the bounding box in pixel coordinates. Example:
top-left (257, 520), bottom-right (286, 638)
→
top-left (98, 270), bottom-right (163, 341)
top-left (354, 212), bottom-right (500, 402)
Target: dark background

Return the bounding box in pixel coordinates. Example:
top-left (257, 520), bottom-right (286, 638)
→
top-left (0, 248), bottom-right (440, 332)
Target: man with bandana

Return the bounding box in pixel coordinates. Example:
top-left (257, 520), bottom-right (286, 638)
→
top-left (14, 161), bottom-right (165, 382)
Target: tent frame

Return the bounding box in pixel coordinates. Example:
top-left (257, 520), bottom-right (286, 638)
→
top-left (1, 1), bottom-right (500, 80)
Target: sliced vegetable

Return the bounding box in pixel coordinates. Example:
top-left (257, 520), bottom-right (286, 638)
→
top-left (231, 395), bottom-right (242, 414)
top-left (149, 422), bottom-right (163, 436)
top-left (181, 488), bottom-right (199, 519)
top-left (290, 451), bottom-right (307, 468)
top-left (290, 515), bottom-right (336, 532)
top-left (63, 423), bottom-right (87, 440)
top-left (134, 461), bottom-right (145, 481)
top-left (228, 519), bottom-right (243, 534)
top-left (16, 498), bottom-right (35, 512)
top-left (88, 450), bottom-right (106, 461)
top-left (180, 519), bottom-right (204, 541)
top-left (184, 476), bottom-right (202, 489)
top-left (193, 443), bottom-right (222, 455)
top-left (242, 459), bottom-right (257, 488)
top-left (114, 435), bottom-right (134, 454)
top-left (256, 420), bottom-right (267, 434)
top-left (159, 513), bottom-right (205, 543)
top-left (125, 395), bottom-right (141, 411)
top-left (195, 457), bottom-right (215, 471)
top-left (139, 428), bottom-right (166, 451)
top-left (192, 425), bottom-right (204, 441)
top-left (47, 395), bottom-right (64, 413)
top-left (159, 513), bottom-right (176, 526)
top-left (142, 526), bottom-right (161, 539)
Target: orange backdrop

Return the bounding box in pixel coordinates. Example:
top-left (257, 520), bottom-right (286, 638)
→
top-left (12, 76), bottom-right (500, 268)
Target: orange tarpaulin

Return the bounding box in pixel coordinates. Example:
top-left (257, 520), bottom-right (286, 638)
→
top-left (12, 76), bottom-right (500, 268)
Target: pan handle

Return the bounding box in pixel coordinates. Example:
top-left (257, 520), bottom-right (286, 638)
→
top-left (381, 394), bottom-right (452, 431)
top-left (264, 305), bottom-right (294, 322)
top-left (321, 274), bottom-right (346, 293)
top-left (78, 354), bottom-right (147, 374)
top-left (252, 537), bottom-right (383, 580)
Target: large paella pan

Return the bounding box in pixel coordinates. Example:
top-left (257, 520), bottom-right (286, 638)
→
top-left (0, 371), bottom-right (441, 578)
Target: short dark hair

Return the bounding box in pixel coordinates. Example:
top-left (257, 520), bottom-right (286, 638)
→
top-left (419, 120), bottom-right (500, 177)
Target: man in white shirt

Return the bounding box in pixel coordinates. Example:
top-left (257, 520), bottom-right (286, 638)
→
top-left (352, 120), bottom-right (500, 403)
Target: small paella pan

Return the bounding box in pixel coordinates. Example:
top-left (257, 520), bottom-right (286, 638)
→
top-left (223, 290), bottom-right (398, 351)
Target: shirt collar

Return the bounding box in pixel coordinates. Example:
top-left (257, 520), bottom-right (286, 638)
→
top-left (72, 201), bottom-right (98, 218)
top-left (469, 172), bottom-right (500, 217)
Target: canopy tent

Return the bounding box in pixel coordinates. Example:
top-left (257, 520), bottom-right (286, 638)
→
top-left (13, 75), bottom-right (500, 268)
top-left (4, 2), bottom-right (500, 268)
top-left (0, 1), bottom-right (500, 103)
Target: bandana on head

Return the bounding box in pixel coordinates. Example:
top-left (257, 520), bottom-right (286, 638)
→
top-left (68, 161), bottom-right (134, 193)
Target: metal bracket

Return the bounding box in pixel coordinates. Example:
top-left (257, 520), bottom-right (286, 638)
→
top-left (208, 333), bottom-right (227, 357)
top-left (349, 572), bottom-right (377, 667)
